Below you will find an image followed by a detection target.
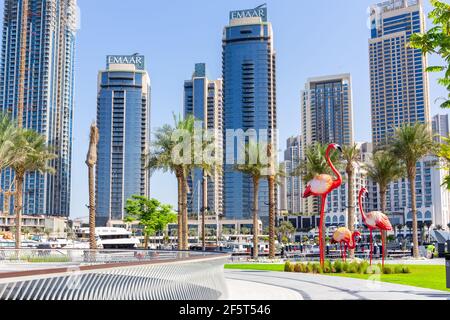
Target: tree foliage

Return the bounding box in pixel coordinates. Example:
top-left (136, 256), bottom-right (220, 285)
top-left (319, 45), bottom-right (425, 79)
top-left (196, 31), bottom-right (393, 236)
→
top-left (125, 196), bottom-right (177, 240)
top-left (410, 0), bottom-right (450, 108)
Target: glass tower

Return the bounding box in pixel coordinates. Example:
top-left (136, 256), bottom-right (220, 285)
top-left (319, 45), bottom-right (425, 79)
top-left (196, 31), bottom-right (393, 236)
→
top-left (96, 55), bottom-right (151, 227)
top-left (222, 4), bottom-right (277, 222)
top-left (184, 63), bottom-right (223, 218)
top-left (369, 0), bottom-right (430, 145)
top-left (0, 0), bottom-right (78, 217)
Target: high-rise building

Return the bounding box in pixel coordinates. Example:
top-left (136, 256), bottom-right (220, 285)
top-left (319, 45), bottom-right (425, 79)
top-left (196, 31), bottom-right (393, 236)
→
top-left (432, 114), bottom-right (449, 143)
top-left (0, 0), bottom-right (78, 217)
top-left (300, 74), bottom-right (354, 215)
top-left (183, 63), bottom-right (223, 218)
top-left (301, 74), bottom-right (354, 148)
top-left (369, 0), bottom-right (430, 145)
top-left (96, 55), bottom-right (151, 226)
top-left (281, 136), bottom-right (302, 214)
top-left (222, 4), bottom-right (277, 223)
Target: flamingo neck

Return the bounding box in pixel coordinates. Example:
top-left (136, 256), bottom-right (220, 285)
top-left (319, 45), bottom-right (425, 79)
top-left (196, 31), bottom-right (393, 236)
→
top-left (326, 145), bottom-right (342, 188)
top-left (358, 190), bottom-right (367, 224)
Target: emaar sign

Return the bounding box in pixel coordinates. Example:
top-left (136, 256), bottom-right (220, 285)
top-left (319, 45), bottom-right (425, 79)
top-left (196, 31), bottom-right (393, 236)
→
top-left (230, 4), bottom-right (267, 22)
top-left (107, 55), bottom-right (145, 70)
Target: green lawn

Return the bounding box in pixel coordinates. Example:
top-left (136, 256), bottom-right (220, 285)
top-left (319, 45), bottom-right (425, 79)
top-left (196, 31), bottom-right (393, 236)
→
top-left (224, 264), bottom-right (450, 292)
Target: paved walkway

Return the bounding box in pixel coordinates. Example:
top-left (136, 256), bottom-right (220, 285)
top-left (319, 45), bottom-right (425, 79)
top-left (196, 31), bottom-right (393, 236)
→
top-left (224, 270), bottom-right (450, 300)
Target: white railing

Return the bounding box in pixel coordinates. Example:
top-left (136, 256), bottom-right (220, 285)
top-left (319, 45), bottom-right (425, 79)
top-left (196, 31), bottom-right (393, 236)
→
top-left (0, 250), bottom-right (229, 300)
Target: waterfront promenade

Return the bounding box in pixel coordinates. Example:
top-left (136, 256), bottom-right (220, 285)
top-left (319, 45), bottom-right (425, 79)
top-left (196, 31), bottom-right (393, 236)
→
top-left (224, 269), bottom-right (450, 300)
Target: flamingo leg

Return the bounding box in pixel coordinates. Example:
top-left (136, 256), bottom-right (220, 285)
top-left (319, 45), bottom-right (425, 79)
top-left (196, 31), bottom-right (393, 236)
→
top-left (319, 195), bottom-right (327, 268)
top-left (340, 243), bottom-right (343, 261)
top-left (381, 230), bottom-right (386, 268)
top-left (370, 229), bottom-right (373, 266)
top-left (344, 243), bottom-right (347, 263)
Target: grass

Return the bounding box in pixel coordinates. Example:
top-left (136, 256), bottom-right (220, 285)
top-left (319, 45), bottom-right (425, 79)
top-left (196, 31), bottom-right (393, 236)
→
top-left (224, 263), bottom-right (450, 292)
top-left (7, 255), bottom-right (71, 263)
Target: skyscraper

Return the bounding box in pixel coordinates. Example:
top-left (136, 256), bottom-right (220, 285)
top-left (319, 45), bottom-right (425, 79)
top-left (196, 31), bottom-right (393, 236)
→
top-left (432, 114), bottom-right (449, 143)
top-left (0, 0), bottom-right (78, 217)
top-left (369, 0), bottom-right (430, 145)
top-left (184, 63), bottom-right (223, 218)
top-left (281, 136), bottom-right (302, 214)
top-left (301, 74), bottom-right (354, 148)
top-left (222, 4), bottom-right (277, 223)
top-left (96, 55), bottom-right (151, 227)
top-left (301, 74), bottom-right (354, 215)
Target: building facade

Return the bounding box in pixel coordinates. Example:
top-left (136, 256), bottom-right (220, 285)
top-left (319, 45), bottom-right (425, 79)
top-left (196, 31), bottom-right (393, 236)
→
top-left (432, 114), bottom-right (449, 143)
top-left (301, 74), bottom-right (354, 148)
top-left (0, 0), bottom-right (78, 217)
top-left (369, 0), bottom-right (430, 145)
top-left (222, 4), bottom-right (277, 223)
top-left (183, 63), bottom-right (223, 218)
top-left (96, 55), bottom-right (151, 227)
top-left (280, 136), bottom-right (302, 214)
top-left (300, 74), bottom-right (354, 216)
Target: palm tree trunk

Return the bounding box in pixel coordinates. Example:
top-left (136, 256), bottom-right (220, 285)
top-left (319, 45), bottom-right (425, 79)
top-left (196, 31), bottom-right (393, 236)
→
top-left (408, 167), bottom-right (419, 258)
top-left (268, 175), bottom-right (276, 259)
top-left (380, 184), bottom-right (387, 261)
top-left (88, 165), bottom-right (96, 250)
top-left (182, 177), bottom-right (189, 251)
top-left (176, 174), bottom-right (183, 250)
top-left (347, 168), bottom-right (355, 259)
top-left (252, 177), bottom-right (260, 260)
top-left (14, 174), bottom-right (24, 249)
top-left (144, 233), bottom-right (149, 249)
top-left (202, 172), bottom-right (207, 251)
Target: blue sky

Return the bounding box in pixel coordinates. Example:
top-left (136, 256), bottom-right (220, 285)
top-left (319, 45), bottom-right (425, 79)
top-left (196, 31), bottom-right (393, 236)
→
top-left (1, 0), bottom-right (447, 218)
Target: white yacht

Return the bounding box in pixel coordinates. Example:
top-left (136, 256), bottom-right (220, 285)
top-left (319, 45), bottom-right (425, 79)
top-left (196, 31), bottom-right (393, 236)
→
top-left (76, 227), bottom-right (140, 249)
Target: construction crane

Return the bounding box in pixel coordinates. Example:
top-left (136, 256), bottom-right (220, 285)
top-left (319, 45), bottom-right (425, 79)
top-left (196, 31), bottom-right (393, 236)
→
top-left (17, 0), bottom-right (29, 128)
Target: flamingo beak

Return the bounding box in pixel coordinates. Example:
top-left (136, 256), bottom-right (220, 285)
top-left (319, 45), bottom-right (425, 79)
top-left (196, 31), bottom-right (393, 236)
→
top-left (335, 144), bottom-right (343, 153)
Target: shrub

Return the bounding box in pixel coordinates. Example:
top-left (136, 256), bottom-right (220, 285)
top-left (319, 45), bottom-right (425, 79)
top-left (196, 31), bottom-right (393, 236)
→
top-left (306, 263), bottom-right (313, 273)
top-left (312, 263), bottom-right (319, 274)
top-left (383, 266), bottom-right (393, 274)
top-left (359, 261), bottom-right (370, 274)
top-left (284, 261), bottom-right (291, 272)
top-left (394, 265), bottom-right (403, 274)
top-left (323, 260), bottom-right (332, 273)
top-left (342, 262), bottom-right (350, 272)
top-left (317, 266), bottom-right (323, 274)
top-left (294, 263), bottom-right (302, 273)
top-left (289, 263), bottom-right (295, 272)
top-left (333, 260), bottom-right (343, 273)
top-left (347, 264), bottom-right (357, 274)
top-left (402, 266), bottom-right (411, 274)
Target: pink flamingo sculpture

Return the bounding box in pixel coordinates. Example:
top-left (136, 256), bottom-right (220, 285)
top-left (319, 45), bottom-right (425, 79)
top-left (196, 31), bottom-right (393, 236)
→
top-left (358, 187), bottom-right (393, 267)
top-left (303, 143), bottom-right (343, 267)
top-left (331, 227), bottom-right (361, 262)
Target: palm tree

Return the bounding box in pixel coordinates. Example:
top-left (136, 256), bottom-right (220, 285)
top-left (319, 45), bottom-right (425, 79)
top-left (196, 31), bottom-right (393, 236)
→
top-left (235, 141), bottom-right (269, 259)
top-left (277, 221), bottom-right (296, 244)
top-left (265, 145), bottom-right (285, 259)
top-left (365, 151), bottom-right (405, 215)
top-left (191, 122), bottom-right (222, 251)
top-left (8, 129), bottom-right (56, 249)
top-left (388, 123), bottom-right (436, 258)
top-left (0, 114), bottom-right (20, 216)
top-left (86, 123), bottom-right (99, 249)
top-left (147, 114), bottom-right (195, 250)
top-left (341, 144), bottom-right (360, 258)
